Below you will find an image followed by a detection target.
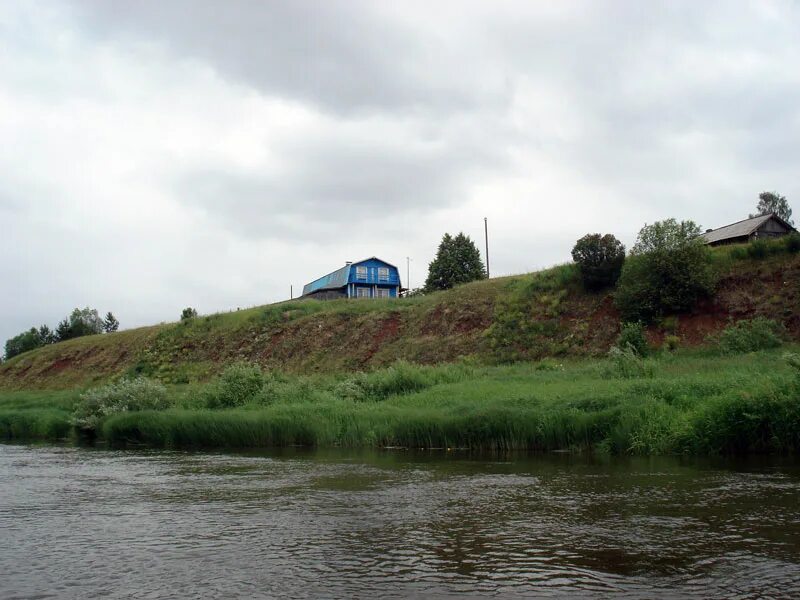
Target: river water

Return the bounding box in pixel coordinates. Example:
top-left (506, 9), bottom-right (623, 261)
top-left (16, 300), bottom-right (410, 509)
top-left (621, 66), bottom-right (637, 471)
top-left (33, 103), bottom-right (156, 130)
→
top-left (1, 444), bottom-right (799, 599)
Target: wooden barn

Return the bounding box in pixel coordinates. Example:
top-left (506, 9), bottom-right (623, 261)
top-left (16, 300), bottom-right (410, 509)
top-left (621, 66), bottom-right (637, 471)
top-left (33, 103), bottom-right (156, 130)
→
top-left (700, 213), bottom-right (796, 246)
top-left (302, 257), bottom-right (402, 300)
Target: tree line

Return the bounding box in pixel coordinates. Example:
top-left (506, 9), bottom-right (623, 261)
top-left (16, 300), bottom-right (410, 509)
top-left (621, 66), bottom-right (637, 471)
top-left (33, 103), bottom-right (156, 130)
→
top-left (3, 308), bottom-right (119, 361)
top-left (416, 190), bottom-right (794, 303)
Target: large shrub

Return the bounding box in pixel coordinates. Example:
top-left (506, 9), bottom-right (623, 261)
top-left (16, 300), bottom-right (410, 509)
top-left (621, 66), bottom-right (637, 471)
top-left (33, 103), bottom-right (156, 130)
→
top-left (614, 219), bottom-right (716, 323)
top-left (204, 362), bottom-right (266, 409)
top-left (616, 322), bottom-right (649, 356)
top-left (571, 233), bottom-right (625, 290)
top-left (714, 318), bottom-right (784, 354)
top-left (73, 377), bottom-right (168, 431)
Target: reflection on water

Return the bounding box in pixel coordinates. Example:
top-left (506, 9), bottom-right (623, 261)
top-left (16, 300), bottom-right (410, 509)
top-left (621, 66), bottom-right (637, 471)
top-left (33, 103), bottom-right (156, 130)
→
top-left (1, 444), bottom-right (799, 599)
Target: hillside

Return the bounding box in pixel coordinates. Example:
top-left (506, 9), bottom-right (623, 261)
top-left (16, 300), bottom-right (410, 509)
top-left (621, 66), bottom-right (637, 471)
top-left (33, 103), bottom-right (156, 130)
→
top-left (1, 250), bottom-right (799, 391)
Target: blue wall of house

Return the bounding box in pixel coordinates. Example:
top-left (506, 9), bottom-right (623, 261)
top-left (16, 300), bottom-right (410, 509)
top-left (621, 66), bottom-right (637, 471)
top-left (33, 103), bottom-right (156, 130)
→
top-left (346, 258), bottom-right (401, 287)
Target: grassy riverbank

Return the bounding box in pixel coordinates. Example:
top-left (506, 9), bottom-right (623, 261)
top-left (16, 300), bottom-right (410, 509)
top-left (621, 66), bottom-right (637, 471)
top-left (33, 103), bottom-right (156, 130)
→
top-left (2, 349), bottom-right (798, 455)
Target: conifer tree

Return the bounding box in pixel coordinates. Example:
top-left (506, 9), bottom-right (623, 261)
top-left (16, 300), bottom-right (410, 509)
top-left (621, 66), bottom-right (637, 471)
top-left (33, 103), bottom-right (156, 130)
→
top-left (103, 312), bottom-right (120, 333)
top-left (424, 232), bottom-right (486, 292)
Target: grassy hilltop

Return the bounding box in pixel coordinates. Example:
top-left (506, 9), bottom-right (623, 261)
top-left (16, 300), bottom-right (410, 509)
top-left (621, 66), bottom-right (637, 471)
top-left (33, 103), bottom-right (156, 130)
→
top-left (1, 246), bottom-right (798, 391)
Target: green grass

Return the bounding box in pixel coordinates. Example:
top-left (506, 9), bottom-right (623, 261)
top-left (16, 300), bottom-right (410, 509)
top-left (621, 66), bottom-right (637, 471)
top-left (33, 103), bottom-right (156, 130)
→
top-left (2, 349), bottom-right (798, 454)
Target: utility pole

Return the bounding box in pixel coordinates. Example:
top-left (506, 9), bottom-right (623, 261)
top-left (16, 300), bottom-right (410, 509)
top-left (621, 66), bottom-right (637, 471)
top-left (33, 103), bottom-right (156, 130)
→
top-left (290, 285), bottom-right (293, 300)
top-left (406, 256), bottom-right (412, 294)
top-left (484, 217), bottom-right (490, 278)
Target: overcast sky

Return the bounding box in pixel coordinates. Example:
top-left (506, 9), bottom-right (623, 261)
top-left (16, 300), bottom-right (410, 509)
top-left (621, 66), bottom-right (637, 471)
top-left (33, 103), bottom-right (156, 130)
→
top-left (1, 1), bottom-right (799, 343)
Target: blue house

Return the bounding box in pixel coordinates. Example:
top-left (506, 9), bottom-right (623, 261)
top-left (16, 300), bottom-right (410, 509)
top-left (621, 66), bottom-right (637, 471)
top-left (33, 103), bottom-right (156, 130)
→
top-left (302, 257), bottom-right (402, 300)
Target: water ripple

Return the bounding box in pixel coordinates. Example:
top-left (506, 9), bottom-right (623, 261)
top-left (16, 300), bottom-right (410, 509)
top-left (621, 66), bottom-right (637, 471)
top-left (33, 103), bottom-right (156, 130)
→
top-left (1, 445), bottom-right (799, 599)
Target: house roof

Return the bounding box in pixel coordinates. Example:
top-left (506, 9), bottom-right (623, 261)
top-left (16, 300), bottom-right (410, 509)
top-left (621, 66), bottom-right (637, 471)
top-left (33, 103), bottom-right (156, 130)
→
top-left (699, 213), bottom-right (795, 244)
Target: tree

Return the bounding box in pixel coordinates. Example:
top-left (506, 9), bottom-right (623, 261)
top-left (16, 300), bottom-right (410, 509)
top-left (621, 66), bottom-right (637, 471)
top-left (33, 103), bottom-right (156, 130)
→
top-left (614, 219), bottom-right (716, 323)
top-left (571, 233), bottom-right (625, 290)
top-left (751, 191), bottom-right (793, 226)
top-left (4, 328), bottom-right (45, 360)
top-left (56, 307), bottom-right (105, 341)
top-left (103, 312), bottom-right (120, 333)
top-left (424, 232), bottom-right (486, 292)
top-left (38, 325), bottom-right (56, 345)
top-left (181, 307), bottom-right (198, 321)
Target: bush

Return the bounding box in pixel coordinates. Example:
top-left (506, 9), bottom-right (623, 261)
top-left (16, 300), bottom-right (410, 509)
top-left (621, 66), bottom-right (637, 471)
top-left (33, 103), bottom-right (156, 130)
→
top-left (715, 318), bottom-right (784, 354)
top-left (616, 322), bottom-right (649, 356)
top-left (615, 219), bottom-right (716, 323)
top-left (663, 335), bottom-right (680, 352)
top-left (571, 233), bottom-right (625, 290)
top-left (203, 362), bottom-right (266, 409)
top-left (180, 307), bottom-right (198, 321)
top-left (73, 377), bottom-right (168, 431)
top-left (605, 345), bottom-right (654, 379)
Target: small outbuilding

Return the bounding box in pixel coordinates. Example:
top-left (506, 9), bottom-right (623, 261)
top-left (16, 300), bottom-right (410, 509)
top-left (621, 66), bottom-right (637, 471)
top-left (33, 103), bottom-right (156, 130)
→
top-left (699, 213), bottom-right (796, 246)
top-left (302, 257), bottom-right (402, 300)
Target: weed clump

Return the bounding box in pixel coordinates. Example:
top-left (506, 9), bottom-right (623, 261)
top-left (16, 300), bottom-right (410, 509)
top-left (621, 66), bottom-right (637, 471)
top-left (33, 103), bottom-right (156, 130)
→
top-left (605, 345), bottom-right (654, 379)
top-left (203, 362), bottom-right (266, 409)
top-left (663, 335), bottom-right (680, 352)
top-left (73, 377), bottom-right (168, 431)
top-left (714, 318), bottom-right (784, 354)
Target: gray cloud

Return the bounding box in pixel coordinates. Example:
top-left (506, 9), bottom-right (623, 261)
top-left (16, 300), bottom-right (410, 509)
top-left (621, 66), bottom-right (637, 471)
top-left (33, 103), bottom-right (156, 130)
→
top-left (68, 0), bottom-right (511, 116)
top-left (175, 127), bottom-right (506, 238)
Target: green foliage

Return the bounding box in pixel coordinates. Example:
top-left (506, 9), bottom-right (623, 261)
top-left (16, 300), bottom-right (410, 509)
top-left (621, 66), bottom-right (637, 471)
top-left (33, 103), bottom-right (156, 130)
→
top-left (787, 233), bottom-right (800, 253)
top-left (203, 362), bottom-right (266, 409)
top-left (424, 232), bottom-right (486, 292)
top-left (615, 219), bottom-right (716, 323)
top-left (4, 328), bottom-right (46, 360)
top-left (72, 377), bottom-right (168, 431)
top-left (616, 322), bottom-right (649, 356)
top-left (56, 307), bottom-right (105, 341)
top-left (605, 345), bottom-right (654, 379)
top-left (181, 307), bottom-right (199, 321)
top-left (571, 233), bottom-right (625, 290)
top-left (103, 312), bottom-right (119, 333)
top-left (333, 360), bottom-right (471, 401)
top-left (487, 264), bottom-right (579, 362)
top-left (6, 349), bottom-right (800, 454)
top-left (0, 409), bottom-right (73, 440)
top-left (663, 335), bottom-right (680, 352)
top-left (714, 318), bottom-right (784, 354)
top-left (751, 191), bottom-right (793, 226)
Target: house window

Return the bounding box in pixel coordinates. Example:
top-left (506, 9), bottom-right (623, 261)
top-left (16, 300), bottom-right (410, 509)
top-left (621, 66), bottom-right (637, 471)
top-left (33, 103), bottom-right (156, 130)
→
top-left (356, 266), bottom-right (367, 280)
top-left (376, 288), bottom-right (390, 298)
top-left (356, 287), bottom-right (370, 298)
top-left (378, 267), bottom-right (389, 281)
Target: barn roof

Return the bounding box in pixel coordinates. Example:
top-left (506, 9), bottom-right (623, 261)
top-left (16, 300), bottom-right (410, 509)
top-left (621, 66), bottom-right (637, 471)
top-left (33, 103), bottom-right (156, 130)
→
top-left (699, 213), bottom-right (794, 245)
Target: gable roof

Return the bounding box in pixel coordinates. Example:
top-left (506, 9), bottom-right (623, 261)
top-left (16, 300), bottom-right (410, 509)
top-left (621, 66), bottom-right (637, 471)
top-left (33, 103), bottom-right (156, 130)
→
top-left (350, 256), bottom-right (399, 270)
top-left (700, 213), bottom-right (795, 245)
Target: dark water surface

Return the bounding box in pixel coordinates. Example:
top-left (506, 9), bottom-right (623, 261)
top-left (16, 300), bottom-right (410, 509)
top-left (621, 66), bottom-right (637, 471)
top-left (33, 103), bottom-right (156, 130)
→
top-left (1, 444), bottom-right (799, 599)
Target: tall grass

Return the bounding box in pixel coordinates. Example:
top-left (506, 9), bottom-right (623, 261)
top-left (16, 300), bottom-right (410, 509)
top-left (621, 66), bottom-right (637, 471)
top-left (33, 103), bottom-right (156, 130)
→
top-left (3, 350), bottom-right (799, 454)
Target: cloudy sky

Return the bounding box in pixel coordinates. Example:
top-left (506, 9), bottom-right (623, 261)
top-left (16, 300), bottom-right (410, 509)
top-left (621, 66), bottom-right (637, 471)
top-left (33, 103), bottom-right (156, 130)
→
top-left (1, 0), bottom-right (799, 343)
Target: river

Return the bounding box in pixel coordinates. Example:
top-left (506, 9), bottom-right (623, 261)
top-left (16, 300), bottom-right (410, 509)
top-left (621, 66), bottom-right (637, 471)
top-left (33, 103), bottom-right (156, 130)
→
top-left (1, 443), bottom-right (799, 599)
